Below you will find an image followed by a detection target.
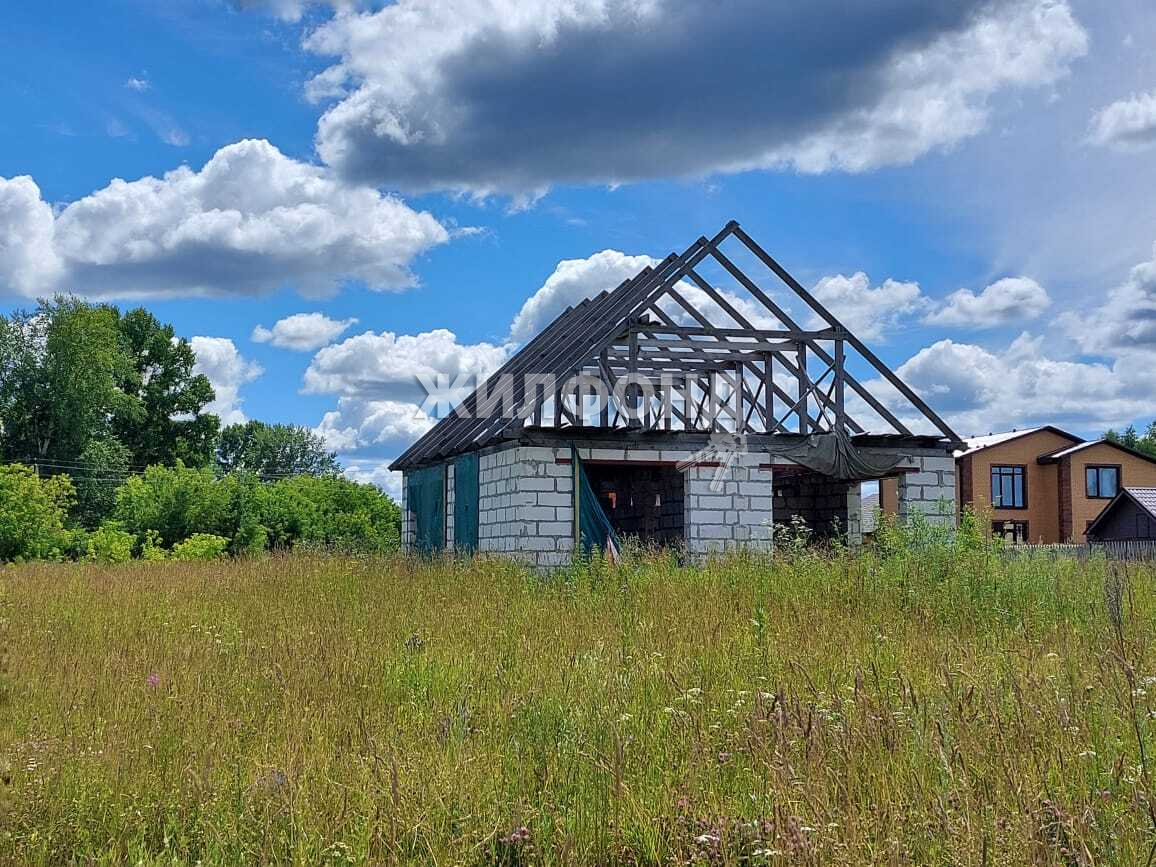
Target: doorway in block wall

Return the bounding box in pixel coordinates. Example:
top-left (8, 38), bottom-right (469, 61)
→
top-left (583, 462), bottom-right (685, 547)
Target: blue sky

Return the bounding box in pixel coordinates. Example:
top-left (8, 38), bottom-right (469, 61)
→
top-left (2, 0), bottom-right (1155, 494)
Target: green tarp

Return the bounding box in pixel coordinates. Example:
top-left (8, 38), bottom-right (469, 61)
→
top-left (407, 464), bottom-right (445, 553)
top-left (454, 453), bottom-right (479, 553)
top-left (574, 447), bottom-right (621, 559)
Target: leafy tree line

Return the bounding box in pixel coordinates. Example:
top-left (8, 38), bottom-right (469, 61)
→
top-left (0, 296), bottom-right (400, 562)
top-left (1105, 420), bottom-right (1156, 457)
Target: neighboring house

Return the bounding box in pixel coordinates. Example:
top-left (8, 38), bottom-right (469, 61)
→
top-left (1086, 487), bottom-right (1156, 542)
top-left (861, 491), bottom-right (880, 536)
top-left (883, 427), bottom-right (1156, 543)
top-left (392, 222), bottom-right (960, 567)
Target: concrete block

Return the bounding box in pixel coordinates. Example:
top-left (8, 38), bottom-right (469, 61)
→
top-left (522, 478), bottom-right (555, 491)
top-left (908, 472), bottom-right (939, 486)
top-left (693, 527), bottom-right (730, 541)
top-left (523, 506), bottom-right (556, 521)
top-left (590, 448), bottom-right (625, 461)
top-left (625, 449), bottom-right (662, 461)
top-left (521, 447), bottom-right (560, 463)
top-left (699, 496), bottom-right (731, 510)
top-left (538, 492), bottom-right (571, 507)
top-left (538, 521), bottom-right (571, 536)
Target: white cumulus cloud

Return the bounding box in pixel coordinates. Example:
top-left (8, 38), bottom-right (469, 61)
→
top-left (858, 331), bottom-right (1156, 437)
top-left (252, 312), bottom-right (358, 351)
top-left (305, 328), bottom-right (510, 457)
top-left (342, 458), bottom-right (404, 499)
top-left (809, 272), bottom-right (926, 341)
top-left (1063, 242), bottom-right (1156, 356)
top-left (303, 0), bottom-right (1087, 196)
top-left (0, 176), bottom-right (64, 296)
top-left (315, 398), bottom-right (436, 452)
top-left (508, 250), bottom-right (655, 343)
top-left (0, 139), bottom-right (448, 299)
top-left (190, 336), bottom-right (264, 425)
top-left (924, 277), bottom-right (1051, 328)
top-left (1089, 90), bottom-right (1156, 152)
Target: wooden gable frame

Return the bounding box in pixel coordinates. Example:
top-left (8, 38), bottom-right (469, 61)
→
top-left (392, 222), bottom-right (959, 471)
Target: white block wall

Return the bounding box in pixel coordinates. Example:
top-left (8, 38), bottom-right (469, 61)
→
top-left (473, 443), bottom-right (776, 567)
top-left (478, 445), bottom-right (574, 567)
top-left (401, 479), bottom-right (414, 549)
top-left (400, 444), bottom-right (948, 559)
top-left (897, 451), bottom-right (957, 526)
top-left (445, 461), bottom-right (455, 549)
top-left (846, 486), bottom-right (863, 547)
top-left (683, 453), bottom-right (774, 555)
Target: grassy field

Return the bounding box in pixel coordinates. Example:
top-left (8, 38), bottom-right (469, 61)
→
top-left (3, 538), bottom-right (1156, 864)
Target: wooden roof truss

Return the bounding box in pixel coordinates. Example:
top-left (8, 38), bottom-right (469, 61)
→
top-left (392, 221), bottom-right (958, 470)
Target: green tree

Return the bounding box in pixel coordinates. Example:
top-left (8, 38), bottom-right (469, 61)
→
top-left (264, 475), bottom-right (400, 552)
top-left (1106, 420), bottom-right (1156, 457)
top-left (113, 307), bottom-right (219, 467)
top-left (0, 297), bottom-right (129, 463)
top-left (216, 420), bottom-right (341, 478)
top-left (0, 464), bottom-right (75, 561)
top-left (72, 434), bottom-right (133, 528)
top-left (113, 463), bottom-right (233, 547)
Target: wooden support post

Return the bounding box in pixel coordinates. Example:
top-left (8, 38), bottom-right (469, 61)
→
top-left (763, 354), bottom-right (773, 435)
top-left (834, 337), bottom-right (846, 435)
top-left (797, 342), bottom-right (809, 435)
top-left (599, 349), bottom-right (610, 427)
top-left (733, 364), bottom-right (742, 433)
top-left (628, 328), bottom-right (641, 428)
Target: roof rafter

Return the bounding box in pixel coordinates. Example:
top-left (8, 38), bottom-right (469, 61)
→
top-left (391, 222), bottom-right (959, 471)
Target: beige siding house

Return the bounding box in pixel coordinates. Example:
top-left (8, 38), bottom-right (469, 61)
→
top-left (880, 427), bottom-right (1156, 543)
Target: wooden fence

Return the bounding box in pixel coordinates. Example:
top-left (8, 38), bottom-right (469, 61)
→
top-left (1004, 540), bottom-right (1156, 562)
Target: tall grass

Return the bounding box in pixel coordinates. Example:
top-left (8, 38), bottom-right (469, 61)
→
top-left (1, 539), bottom-right (1155, 864)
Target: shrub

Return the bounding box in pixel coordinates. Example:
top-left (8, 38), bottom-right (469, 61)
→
top-left (139, 529), bottom-right (167, 561)
top-left (72, 435), bottom-right (132, 528)
top-left (86, 524), bottom-right (135, 564)
top-left (263, 475), bottom-right (401, 553)
top-left (113, 463), bottom-right (231, 546)
top-left (0, 464), bottom-right (75, 562)
top-left (170, 533), bottom-right (229, 561)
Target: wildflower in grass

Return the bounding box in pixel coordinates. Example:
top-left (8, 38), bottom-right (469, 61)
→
top-left (500, 826), bottom-right (532, 845)
top-left (146, 672), bottom-right (160, 688)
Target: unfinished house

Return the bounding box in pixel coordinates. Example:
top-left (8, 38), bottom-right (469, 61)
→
top-left (392, 222), bottom-right (961, 567)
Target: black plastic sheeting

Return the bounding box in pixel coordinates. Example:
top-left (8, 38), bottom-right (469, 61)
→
top-left (766, 429), bottom-right (903, 480)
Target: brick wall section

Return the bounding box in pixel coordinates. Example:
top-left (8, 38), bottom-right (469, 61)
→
top-left (477, 445), bottom-right (575, 568)
top-left (401, 478), bottom-right (413, 549)
top-left (468, 443), bottom-right (775, 566)
top-left (895, 450), bottom-right (957, 526)
top-left (1059, 458), bottom-right (1072, 542)
top-left (958, 429), bottom-right (1074, 543)
top-left (846, 486), bottom-right (862, 547)
top-left (773, 471), bottom-right (852, 540)
top-left (1061, 443), bottom-right (1156, 542)
top-left (445, 461), bottom-right (455, 549)
top-left (683, 451), bottom-right (774, 556)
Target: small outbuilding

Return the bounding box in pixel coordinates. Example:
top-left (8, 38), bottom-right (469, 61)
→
top-left (391, 222), bottom-right (962, 567)
top-left (1086, 487), bottom-right (1156, 542)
